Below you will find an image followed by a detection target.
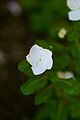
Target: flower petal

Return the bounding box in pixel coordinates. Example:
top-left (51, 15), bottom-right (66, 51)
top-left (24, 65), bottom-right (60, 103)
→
top-left (64, 71), bottom-right (74, 79)
top-left (41, 49), bottom-right (52, 60)
top-left (31, 64), bottom-right (46, 75)
top-left (41, 48), bottom-right (53, 69)
top-left (26, 54), bottom-right (37, 66)
top-left (57, 71), bottom-right (74, 79)
top-left (67, 0), bottom-right (80, 10)
top-left (45, 58), bottom-right (53, 70)
top-left (68, 10), bottom-right (80, 21)
top-left (29, 44), bottom-right (42, 57)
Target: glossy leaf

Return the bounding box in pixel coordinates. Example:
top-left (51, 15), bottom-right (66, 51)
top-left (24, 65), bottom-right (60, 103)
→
top-left (35, 86), bottom-right (52, 105)
top-left (35, 39), bottom-right (49, 50)
top-left (48, 100), bottom-right (68, 120)
top-left (57, 78), bottom-right (79, 95)
top-left (20, 76), bottom-right (48, 95)
top-left (18, 60), bottom-right (33, 76)
top-left (49, 73), bottom-right (57, 83)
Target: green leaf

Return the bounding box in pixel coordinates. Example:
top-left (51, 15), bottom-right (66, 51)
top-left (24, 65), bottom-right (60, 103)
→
top-left (34, 99), bottom-right (68, 120)
top-left (48, 100), bottom-right (68, 120)
top-left (54, 55), bottom-right (69, 71)
top-left (47, 40), bottom-right (64, 52)
top-left (35, 39), bottom-right (54, 52)
top-left (35, 86), bottom-right (52, 105)
top-left (71, 44), bottom-right (80, 64)
top-left (70, 101), bottom-right (80, 118)
top-left (20, 76), bottom-right (48, 95)
top-left (71, 107), bottom-right (80, 118)
top-left (49, 73), bottom-right (57, 83)
top-left (18, 60), bottom-right (33, 76)
top-left (69, 98), bottom-right (80, 118)
top-left (57, 78), bottom-right (79, 95)
top-left (35, 39), bottom-right (49, 49)
top-left (18, 60), bottom-right (28, 72)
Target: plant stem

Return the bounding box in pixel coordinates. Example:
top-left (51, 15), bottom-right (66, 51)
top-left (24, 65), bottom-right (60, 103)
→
top-left (56, 101), bottom-right (63, 120)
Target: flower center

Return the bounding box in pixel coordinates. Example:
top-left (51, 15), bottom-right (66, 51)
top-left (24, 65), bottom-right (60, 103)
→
top-left (38, 58), bottom-right (42, 62)
top-left (78, 6), bottom-right (80, 10)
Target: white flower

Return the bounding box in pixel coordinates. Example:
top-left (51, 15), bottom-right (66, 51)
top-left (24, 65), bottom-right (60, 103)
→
top-left (26, 44), bottom-right (53, 75)
top-left (57, 71), bottom-right (74, 79)
top-left (67, 0), bottom-right (80, 21)
top-left (7, 1), bottom-right (22, 16)
top-left (58, 28), bottom-right (67, 39)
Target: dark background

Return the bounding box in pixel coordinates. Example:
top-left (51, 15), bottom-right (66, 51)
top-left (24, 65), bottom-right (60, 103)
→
top-left (0, 0), bottom-right (38, 119)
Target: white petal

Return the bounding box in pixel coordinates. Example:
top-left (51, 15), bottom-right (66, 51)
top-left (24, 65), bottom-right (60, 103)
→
top-left (67, 0), bottom-right (80, 10)
top-left (7, 1), bottom-right (22, 16)
top-left (40, 49), bottom-right (53, 69)
top-left (46, 58), bottom-right (53, 69)
top-left (57, 71), bottom-right (74, 79)
top-left (29, 44), bottom-right (42, 57)
top-left (76, 0), bottom-right (80, 5)
top-left (31, 64), bottom-right (46, 75)
top-left (68, 10), bottom-right (80, 21)
top-left (58, 28), bottom-right (67, 39)
top-left (41, 49), bottom-right (52, 60)
top-left (26, 54), bottom-right (37, 66)
top-left (43, 58), bottom-right (53, 70)
top-left (64, 71), bottom-right (74, 79)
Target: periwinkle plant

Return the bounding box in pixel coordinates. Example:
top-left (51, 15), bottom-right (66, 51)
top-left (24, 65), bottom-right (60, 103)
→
top-left (18, 0), bottom-right (80, 120)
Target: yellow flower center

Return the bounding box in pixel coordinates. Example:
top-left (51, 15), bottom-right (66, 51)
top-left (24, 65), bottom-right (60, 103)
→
top-left (78, 6), bottom-right (80, 10)
top-left (38, 58), bottom-right (42, 62)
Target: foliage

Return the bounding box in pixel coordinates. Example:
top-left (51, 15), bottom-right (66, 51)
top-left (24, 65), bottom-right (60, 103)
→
top-left (18, 0), bottom-right (80, 120)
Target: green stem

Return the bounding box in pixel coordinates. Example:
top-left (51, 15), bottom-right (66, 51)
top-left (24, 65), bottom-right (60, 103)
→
top-left (57, 79), bottom-right (77, 90)
top-left (56, 101), bottom-right (63, 120)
